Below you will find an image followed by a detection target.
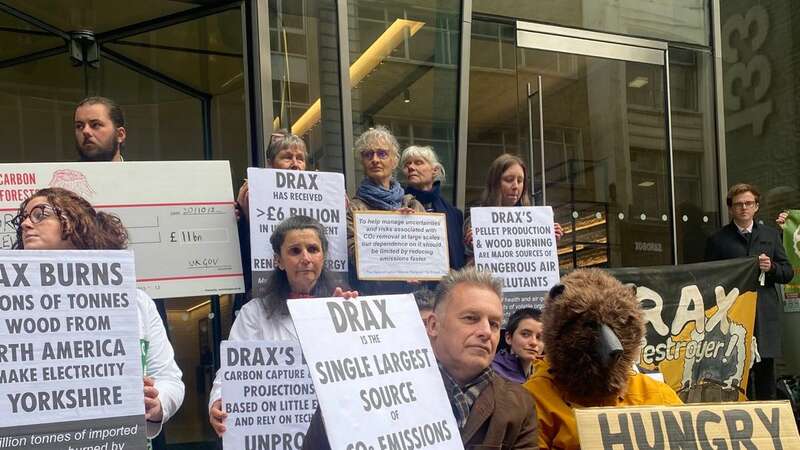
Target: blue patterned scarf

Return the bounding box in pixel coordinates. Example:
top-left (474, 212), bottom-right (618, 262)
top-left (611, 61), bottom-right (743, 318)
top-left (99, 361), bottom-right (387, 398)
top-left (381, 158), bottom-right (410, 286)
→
top-left (356, 178), bottom-right (405, 210)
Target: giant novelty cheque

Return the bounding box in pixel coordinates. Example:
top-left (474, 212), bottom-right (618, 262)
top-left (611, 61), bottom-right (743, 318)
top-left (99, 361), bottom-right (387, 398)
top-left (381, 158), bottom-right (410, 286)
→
top-left (471, 206), bottom-right (559, 316)
top-left (288, 294), bottom-right (463, 450)
top-left (0, 250), bottom-right (146, 450)
top-left (221, 340), bottom-right (316, 450)
top-left (247, 168), bottom-right (347, 288)
top-left (0, 162), bottom-right (244, 299)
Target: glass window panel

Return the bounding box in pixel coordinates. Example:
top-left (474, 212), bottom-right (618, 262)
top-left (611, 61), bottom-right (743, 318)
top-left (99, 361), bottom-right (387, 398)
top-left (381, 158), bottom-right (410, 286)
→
top-left (271, 0), bottom-right (345, 173)
top-left (0, 12), bottom-right (64, 61)
top-left (470, 19), bottom-right (678, 269)
top-left (670, 48), bottom-right (719, 264)
top-left (3, 0), bottom-right (194, 34)
top-left (720, 1), bottom-right (800, 226)
top-left (348, 0), bottom-right (460, 201)
top-left (474, 0), bottom-right (710, 46)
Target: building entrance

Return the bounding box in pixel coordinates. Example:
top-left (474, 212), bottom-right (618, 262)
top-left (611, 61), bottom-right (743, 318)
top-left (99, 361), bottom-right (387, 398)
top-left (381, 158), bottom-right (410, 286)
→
top-left (518, 22), bottom-right (675, 268)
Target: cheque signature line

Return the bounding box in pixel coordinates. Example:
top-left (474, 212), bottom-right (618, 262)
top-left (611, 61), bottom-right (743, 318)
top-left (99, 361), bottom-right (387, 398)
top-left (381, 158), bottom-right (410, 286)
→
top-left (139, 273), bottom-right (243, 282)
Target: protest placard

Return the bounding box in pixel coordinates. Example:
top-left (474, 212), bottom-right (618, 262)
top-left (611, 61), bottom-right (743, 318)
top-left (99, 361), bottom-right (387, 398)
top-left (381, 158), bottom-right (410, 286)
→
top-left (575, 401), bottom-right (799, 450)
top-left (783, 209), bottom-right (800, 312)
top-left (0, 250), bottom-right (146, 450)
top-left (353, 211), bottom-right (449, 281)
top-left (0, 161), bottom-right (244, 299)
top-left (288, 294), bottom-right (462, 450)
top-left (470, 206), bottom-right (559, 316)
top-left (247, 168), bottom-right (347, 287)
top-left (221, 340), bottom-right (316, 450)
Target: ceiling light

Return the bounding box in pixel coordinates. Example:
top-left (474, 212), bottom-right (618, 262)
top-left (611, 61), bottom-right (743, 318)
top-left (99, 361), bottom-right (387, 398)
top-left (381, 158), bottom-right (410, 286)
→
top-left (403, 89), bottom-right (411, 103)
top-left (638, 181), bottom-right (655, 187)
top-left (291, 19), bottom-right (425, 135)
top-left (628, 76), bottom-right (649, 88)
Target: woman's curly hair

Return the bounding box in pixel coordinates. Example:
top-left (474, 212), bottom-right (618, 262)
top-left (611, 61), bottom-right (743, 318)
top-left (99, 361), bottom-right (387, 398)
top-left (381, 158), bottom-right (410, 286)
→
top-left (13, 187), bottom-right (128, 250)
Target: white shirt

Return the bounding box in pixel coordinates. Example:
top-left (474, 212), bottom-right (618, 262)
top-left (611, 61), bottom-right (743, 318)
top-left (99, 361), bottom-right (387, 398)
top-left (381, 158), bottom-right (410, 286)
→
top-left (136, 290), bottom-right (185, 438)
top-left (208, 299), bottom-right (297, 410)
top-left (736, 221), bottom-right (754, 235)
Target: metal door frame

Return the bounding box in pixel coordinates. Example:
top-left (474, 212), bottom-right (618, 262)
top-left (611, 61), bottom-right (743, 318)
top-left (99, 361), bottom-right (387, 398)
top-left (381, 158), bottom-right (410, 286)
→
top-left (516, 20), bottom-right (678, 265)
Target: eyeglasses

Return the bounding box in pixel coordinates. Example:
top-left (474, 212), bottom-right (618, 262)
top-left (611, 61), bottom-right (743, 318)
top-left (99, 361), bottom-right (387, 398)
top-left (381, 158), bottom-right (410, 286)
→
top-left (732, 201), bottom-right (757, 210)
top-left (12, 204), bottom-right (60, 227)
top-left (360, 149), bottom-right (390, 160)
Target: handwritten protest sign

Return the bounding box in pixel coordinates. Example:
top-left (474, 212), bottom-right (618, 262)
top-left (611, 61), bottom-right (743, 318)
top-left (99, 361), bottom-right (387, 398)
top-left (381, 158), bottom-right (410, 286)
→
top-left (471, 206), bottom-right (559, 316)
top-left (221, 340), bottom-right (316, 450)
top-left (288, 294), bottom-right (462, 450)
top-left (354, 211), bottom-right (449, 280)
top-left (575, 401), bottom-right (799, 450)
top-left (247, 168), bottom-right (347, 287)
top-left (0, 250), bottom-right (146, 450)
top-left (0, 162), bottom-right (244, 299)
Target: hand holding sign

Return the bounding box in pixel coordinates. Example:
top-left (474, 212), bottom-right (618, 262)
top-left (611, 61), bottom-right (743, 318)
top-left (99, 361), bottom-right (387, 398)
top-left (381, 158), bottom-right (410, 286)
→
top-left (288, 294), bottom-right (462, 450)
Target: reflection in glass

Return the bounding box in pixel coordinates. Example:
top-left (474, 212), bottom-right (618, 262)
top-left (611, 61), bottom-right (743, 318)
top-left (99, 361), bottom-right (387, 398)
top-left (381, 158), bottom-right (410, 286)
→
top-left (347, 0), bottom-right (460, 201)
top-left (270, 0), bottom-right (345, 173)
top-left (669, 47), bottom-right (719, 264)
top-left (473, 0), bottom-right (710, 46)
top-left (467, 18), bottom-right (676, 269)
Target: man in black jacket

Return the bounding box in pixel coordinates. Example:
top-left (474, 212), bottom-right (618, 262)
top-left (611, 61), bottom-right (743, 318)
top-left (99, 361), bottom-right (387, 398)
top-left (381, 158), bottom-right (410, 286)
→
top-left (705, 183), bottom-right (793, 399)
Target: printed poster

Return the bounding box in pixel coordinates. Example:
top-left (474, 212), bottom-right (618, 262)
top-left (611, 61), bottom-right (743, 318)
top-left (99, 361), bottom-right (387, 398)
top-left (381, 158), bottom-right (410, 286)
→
top-left (221, 340), bottom-right (316, 450)
top-left (782, 210), bottom-right (800, 312)
top-left (0, 250), bottom-right (146, 449)
top-left (471, 206), bottom-right (559, 317)
top-left (353, 211), bottom-right (449, 281)
top-left (246, 168), bottom-right (347, 288)
top-left (288, 294), bottom-right (462, 450)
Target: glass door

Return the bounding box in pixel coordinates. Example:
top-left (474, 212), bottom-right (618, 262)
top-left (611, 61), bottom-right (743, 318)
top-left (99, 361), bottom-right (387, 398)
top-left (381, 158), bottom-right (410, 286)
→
top-left (517, 22), bottom-right (674, 269)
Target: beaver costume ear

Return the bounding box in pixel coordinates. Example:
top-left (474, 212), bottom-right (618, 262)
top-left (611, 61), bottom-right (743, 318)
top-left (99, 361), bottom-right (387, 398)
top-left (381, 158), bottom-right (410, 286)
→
top-left (548, 283), bottom-right (565, 300)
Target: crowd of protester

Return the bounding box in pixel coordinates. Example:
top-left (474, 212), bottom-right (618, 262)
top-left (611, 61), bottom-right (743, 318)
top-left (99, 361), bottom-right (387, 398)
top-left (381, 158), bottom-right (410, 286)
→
top-left (8, 96), bottom-right (798, 449)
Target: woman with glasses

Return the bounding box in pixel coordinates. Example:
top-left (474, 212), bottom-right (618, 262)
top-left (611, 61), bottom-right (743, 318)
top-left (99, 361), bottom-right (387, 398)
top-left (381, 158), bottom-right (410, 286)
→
top-left (347, 126), bottom-right (425, 295)
top-left (401, 145), bottom-right (465, 269)
top-left (464, 154), bottom-right (563, 264)
top-left (12, 187), bottom-right (184, 439)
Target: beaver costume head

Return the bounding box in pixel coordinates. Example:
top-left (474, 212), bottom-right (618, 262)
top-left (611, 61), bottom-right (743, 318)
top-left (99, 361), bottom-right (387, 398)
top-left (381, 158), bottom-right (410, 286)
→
top-left (542, 268), bottom-right (644, 401)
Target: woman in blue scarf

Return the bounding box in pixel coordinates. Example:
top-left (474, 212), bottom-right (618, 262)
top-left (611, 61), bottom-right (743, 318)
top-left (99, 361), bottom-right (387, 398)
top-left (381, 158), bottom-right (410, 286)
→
top-left (401, 145), bottom-right (465, 269)
top-left (347, 126), bottom-right (425, 295)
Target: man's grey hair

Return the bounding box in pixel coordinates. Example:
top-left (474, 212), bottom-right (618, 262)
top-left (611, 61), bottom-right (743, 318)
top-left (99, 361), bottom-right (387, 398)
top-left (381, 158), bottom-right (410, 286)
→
top-left (434, 267), bottom-right (503, 311)
top-left (354, 125), bottom-right (400, 161)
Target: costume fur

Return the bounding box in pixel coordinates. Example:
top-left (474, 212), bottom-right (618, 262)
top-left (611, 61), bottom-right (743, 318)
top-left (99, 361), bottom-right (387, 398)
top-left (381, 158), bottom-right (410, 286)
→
top-left (542, 268), bottom-right (644, 401)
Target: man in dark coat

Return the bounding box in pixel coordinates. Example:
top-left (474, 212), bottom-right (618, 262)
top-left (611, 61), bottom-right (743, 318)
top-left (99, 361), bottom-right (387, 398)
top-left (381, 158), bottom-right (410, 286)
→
top-left (705, 183), bottom-right (793, 400)
top-left (302, 267), bottom-right (538, 449)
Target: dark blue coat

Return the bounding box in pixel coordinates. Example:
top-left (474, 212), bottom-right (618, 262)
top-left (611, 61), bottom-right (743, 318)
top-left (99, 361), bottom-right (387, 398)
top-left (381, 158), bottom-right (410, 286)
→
top-left (705, 221), bottom-right (793, 358)
top-left (405, 181), bottom-right (466, 270)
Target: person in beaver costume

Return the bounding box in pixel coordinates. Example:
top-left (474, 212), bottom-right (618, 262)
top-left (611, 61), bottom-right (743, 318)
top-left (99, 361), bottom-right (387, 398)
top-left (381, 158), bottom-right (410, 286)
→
top-left (523, 268), bottom-right (681, 449)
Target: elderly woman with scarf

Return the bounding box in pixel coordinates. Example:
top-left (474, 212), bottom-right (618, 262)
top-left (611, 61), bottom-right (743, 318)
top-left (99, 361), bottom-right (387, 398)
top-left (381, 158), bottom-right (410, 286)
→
top-left (347, 126), bottom-right (425, 295)
top-left (401, 145), bottom-right (465, 269)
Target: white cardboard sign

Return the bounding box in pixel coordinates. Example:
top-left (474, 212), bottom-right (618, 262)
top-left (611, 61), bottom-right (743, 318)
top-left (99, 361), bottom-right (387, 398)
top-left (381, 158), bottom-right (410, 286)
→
top-left (471, 206), bottom-right (560, 315)
top-left (0, 250), bottom-right (146, 449)
top-left (246, 168), bottom-right (347, 288)
top-left (0, 161), bottom-right (244, 299)
top-left (221, 340), bottom-right (316, 450)
top-left (288, 294), bottom-right (463, 450)
top-left (354, 211), bottom-right (449, 281)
